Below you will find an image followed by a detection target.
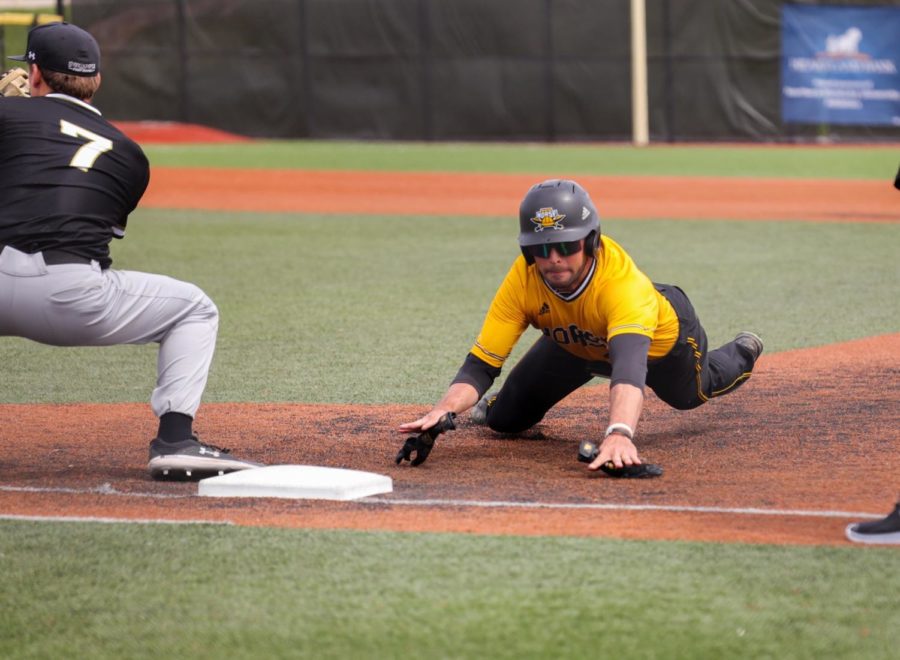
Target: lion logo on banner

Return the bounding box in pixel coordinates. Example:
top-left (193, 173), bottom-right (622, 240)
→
top-left (825, 27), bottom-right (863, 57)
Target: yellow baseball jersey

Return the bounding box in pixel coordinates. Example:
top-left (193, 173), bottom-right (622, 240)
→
top-left (471, 236), bottom-right (679, 367)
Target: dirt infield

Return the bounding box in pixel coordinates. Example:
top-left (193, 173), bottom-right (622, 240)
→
top-left (2, 334), bottom-right (898, 546)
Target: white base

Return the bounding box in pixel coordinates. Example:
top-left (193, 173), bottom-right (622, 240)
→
top-left (197, 465), bottom-right (393, 501)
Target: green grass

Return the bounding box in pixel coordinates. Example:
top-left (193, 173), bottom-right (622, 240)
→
top-left (2, 522), bottom-right (899, 659)
top-left (142, 140), bottom-right (899, 179)
top-left (3, 141), bottom-right (899, 659)
top-left (1, 212), bottom-right (897, 404)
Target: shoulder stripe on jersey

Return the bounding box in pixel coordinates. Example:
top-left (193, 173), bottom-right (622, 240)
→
top-left (609, 322), bottom-right (656, 334)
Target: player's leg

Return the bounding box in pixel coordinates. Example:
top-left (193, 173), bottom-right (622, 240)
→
top-left (486, 335), bottom-right (593, 433)
top-left (51, 267), bottom-right (258, 476)
top-left (29, 266), bottom-right (219, 417)
top-left (17, 263), bottom-right (218, 424)
top-left (706, 333), bottom-right (761, 398)
top-left (0, 252), bottom-right (257, 477)
top-left (649, 284), bottom-right (760, 410)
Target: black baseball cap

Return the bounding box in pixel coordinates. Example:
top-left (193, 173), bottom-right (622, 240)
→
top-left (9, 22), bottom-right (100, 77)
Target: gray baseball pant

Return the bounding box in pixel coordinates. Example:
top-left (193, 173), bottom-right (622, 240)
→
top-left (0, 246), bottom-right (217, 417)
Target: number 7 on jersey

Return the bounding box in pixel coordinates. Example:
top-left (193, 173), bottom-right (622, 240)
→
top-left (59, 119), bottom-right (113, 172)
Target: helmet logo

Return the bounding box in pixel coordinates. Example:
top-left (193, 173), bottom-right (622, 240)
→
top-left (582, 206), bottom-right (591, 220)
top-left (530, 207), bottom-right (566, 232)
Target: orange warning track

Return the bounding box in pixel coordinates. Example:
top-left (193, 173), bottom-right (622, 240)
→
top-left (113, 121), bottom-right (251, 144)
top-left (142, 168), bottom-right (900, 222)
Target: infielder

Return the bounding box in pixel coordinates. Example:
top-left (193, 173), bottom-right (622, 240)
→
top-left (399, 179), bottom-right (763, 473)
top-left (0, 22), bottom-right (259, 478)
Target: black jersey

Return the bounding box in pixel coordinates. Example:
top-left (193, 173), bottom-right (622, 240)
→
top-left (0, 94), bottom-right (149, 269)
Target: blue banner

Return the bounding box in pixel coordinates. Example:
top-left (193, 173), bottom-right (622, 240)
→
top-left (781, 4), bottom-right (900, 127)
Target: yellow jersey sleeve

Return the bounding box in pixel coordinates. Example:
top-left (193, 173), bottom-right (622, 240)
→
top-left (595, 237), bottom-right (678, 357)
top-left (470, 258), bottom-right (530, 368)
top-left (604, 276), bottom-right (660, 341)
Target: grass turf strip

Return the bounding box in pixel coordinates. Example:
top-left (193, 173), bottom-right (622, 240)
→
top-left (2, 521), bottom-right (899, 659)
top-left (1, 213), bottom-right (897, 405)
top-left (142, 141), bottom-right (898, 180)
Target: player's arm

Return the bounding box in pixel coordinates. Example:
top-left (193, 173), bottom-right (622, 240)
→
top-left (588, 333), bottom-right (650, 471)
top-left (398, 350), bottom-right (505, 434)
top-left (399, 262), bottom-right (527, 434)
top-left (397, 381), bottom-right (483, 435)
top-left (116, 150), bottom-right (151, 239)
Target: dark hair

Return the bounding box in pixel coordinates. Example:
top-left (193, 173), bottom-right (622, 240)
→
top-left (41, 67), bottom-right (100, 101)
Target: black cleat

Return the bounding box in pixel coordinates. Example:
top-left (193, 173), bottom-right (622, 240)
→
top-left (148, 435), bottom-right (262, 480)
top-left (734, 331), bottom-right (764, 364)
top-left (469, 391), bottom-right (498, 426)
top-left (845, 502), bottom-right (900, 545)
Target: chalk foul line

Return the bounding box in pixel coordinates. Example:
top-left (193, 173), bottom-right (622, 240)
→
top-left (0, 483), bottom-right (188, 498)
top-left (365, 497), bottom-right (882, 520)
top-left (0, 484), bottom-right (880, 520)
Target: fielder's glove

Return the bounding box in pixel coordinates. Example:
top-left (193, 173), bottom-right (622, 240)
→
top-left (578, 439), bottom-right (663, 478)
top-left (395, 412), bottom-right (457, 466)
top-left (0, 68), bottom-right (30, 98)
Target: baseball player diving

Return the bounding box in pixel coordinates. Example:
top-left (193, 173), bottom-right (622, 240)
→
top-left (0, 22), bottom-right (259, 479)
top-left (398, 179), bottom-right (763, 475)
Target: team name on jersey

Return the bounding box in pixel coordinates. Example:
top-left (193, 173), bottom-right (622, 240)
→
top-left (541, 324), bottom-right (607, 348)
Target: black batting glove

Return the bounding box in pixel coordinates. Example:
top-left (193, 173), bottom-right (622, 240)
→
top-left (395, 413), bottom-right (456, 466)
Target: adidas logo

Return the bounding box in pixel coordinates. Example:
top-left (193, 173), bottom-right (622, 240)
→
top-left (538, 302), bottom-right (550, 315)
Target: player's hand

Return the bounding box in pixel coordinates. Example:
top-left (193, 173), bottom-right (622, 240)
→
top-left (395, 412), bottom-right (456, 466)
top-left (398, 409), bottom-right (452, 435)
top-left (588, 433), bottom-right (641, 471)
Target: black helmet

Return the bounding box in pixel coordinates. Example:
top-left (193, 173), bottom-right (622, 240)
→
top-left (518, 179), bottom-right (600, 264)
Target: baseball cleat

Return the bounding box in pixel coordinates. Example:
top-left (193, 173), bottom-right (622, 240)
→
top-left (469, 391), bottom-right (498, 426)
top-left (148, 435), bottom-right (262, 480)
top-left (734, 331), bottom-right (764, 363)
top-left (845, 502), bottom-right (900, 545)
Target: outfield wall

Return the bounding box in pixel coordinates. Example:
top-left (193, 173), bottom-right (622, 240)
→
top-left (72, 0), bottom-right (900, 142)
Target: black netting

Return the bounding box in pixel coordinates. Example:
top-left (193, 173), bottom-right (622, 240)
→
top-left (70, 0), bottom-right (900, 142)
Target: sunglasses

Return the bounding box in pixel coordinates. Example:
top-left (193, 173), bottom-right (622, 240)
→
top-left (527, 240), bottom-right (584, 259)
